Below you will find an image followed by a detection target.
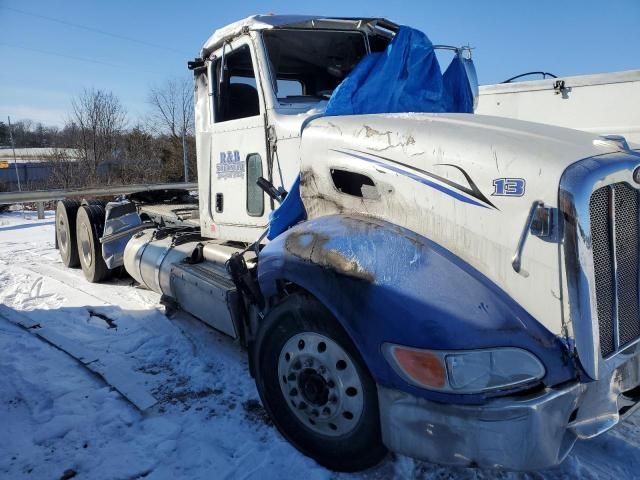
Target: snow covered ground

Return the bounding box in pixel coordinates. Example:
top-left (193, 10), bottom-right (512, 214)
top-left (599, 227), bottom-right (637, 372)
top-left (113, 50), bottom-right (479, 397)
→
top-left (0, 210), bottom-right (639, 480)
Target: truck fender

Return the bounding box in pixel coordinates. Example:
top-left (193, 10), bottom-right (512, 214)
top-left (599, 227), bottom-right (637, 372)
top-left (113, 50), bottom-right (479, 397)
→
top-left (257, 214), bottom-right (577, 404)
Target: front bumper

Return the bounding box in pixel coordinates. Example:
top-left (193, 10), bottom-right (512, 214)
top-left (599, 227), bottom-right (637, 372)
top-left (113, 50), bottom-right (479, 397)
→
top-left (378, 344), bottom-right (640, 470)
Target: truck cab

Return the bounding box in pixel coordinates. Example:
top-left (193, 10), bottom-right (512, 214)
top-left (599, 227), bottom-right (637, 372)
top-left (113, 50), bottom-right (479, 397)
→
top-left (190, 17), bottom-right (404, 242)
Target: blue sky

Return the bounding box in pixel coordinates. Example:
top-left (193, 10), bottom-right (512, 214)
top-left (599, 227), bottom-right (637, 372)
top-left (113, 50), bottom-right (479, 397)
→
top-left (1, 0), bottom-right (638, 127)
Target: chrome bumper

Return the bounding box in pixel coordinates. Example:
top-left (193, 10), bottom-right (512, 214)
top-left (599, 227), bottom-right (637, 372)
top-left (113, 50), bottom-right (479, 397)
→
top-left (378, 344), bottom-right (640, 470)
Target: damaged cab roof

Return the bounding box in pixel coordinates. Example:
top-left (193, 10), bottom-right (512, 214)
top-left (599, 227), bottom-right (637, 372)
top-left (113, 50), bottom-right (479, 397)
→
top-left (200, 14), bottom-right (398, 57)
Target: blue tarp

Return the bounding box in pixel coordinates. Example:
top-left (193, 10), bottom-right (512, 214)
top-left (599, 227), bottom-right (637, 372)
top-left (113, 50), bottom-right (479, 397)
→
top-left (267, 175), bottom-right (306, 240)
top-left (266, 27), bottom-right (473, 241)
top-left (324, 26), bottom-right (473, 116)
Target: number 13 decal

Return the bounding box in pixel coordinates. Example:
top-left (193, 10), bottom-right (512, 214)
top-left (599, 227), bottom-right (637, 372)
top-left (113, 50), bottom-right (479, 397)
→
top-left (493, 178), bottom-right (525, 197)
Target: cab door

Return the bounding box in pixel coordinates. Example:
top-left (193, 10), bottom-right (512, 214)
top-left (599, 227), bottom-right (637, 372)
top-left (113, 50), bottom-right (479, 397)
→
top-left (208, 38), bottom-right (270, 241)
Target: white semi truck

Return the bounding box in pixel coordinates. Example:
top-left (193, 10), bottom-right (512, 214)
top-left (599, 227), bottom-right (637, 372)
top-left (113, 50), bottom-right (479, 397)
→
top-left (53, 15), bottom-right (640, 472)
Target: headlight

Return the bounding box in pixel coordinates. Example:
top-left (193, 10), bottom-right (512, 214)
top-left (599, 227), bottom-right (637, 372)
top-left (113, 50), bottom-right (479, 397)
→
top-left (383, 344), bottom-right (545, 394)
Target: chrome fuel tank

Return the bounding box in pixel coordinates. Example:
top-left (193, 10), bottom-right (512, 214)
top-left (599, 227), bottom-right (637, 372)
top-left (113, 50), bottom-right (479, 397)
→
top-left (123, 229), bottom-right (243, 339)
top-left (123, 229), bottom-right (198, 295)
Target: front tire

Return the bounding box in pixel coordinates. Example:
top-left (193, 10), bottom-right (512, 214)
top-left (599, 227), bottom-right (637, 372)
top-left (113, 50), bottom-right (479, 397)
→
top-left (253, 293), bottom-right (387, 472)
top-left (76, 205), bottom-right (109, 283)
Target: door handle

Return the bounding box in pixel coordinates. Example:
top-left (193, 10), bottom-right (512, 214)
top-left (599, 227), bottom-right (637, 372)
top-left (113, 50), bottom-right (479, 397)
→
top-left (215, 193), bottom-right (224, 213)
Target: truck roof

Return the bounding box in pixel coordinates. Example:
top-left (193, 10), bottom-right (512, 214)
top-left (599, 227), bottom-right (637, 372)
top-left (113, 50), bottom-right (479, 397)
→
top-left (200, 14), bottom-right (398, 58)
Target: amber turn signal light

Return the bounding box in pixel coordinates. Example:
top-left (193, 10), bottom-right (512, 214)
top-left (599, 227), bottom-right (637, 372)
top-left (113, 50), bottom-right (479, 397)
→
top-left (390, 346), bottom-right (446, 389)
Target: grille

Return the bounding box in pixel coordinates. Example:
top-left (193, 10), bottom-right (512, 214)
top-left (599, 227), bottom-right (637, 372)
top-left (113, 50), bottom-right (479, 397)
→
top-left (589, 183), bottom-right (640, 357)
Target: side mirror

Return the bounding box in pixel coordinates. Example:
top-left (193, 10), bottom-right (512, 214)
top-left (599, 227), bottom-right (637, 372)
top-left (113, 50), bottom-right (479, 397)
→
top-left (187, 58), bottom-right (206, 74)
top-left (435, 45), bottom-right (480, 111)
top-left (458, 50), bottom-right (479, 111)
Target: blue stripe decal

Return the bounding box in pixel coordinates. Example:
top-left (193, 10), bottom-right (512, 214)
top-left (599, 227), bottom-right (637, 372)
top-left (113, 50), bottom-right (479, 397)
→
top-left (332, 149), bottom-right (489, 208)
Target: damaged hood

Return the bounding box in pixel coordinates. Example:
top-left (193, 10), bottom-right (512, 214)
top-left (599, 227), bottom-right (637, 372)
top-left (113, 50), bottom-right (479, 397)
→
top-left (303, 113), bottom-right (618, 202)
top-left (302, 112), bottom-right (619, 210)
top-left (298, 112), bottom-right (620, 336)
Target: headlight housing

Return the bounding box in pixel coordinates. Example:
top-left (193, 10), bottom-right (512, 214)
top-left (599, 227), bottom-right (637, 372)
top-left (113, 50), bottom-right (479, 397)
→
top-left (383, 344), bottom-right (545, 394)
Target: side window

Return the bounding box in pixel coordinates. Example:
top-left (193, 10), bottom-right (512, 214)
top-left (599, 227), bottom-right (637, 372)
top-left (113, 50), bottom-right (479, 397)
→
top-left (276, 79), bottom-right (303, 98)
top-left (213, 45), bottom-right (260, 123)
top-left (246, 154), bottom-right (264, 216)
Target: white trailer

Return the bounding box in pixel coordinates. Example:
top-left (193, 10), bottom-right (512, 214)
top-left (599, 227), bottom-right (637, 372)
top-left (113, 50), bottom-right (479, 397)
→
top-left (477, 70), bottom-right (640, 145)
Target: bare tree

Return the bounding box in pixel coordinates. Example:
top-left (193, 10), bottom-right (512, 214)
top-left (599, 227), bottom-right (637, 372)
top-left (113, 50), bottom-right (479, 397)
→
top-left (147, 78), bottom-right (194, 138)
top-left (147, 78), bottom-right (195, 181)
top-left (46, 147), bottom-right (81, 189)
top-left (120, 125), bottom-right (164, 184)
top-left (69, 88), bottom-right (127, 182)
top-left (2, 119), bottom-right (60, 147)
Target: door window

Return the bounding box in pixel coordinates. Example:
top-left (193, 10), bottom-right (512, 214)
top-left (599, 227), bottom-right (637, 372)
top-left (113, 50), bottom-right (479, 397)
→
top-left (213, 45), bottom-right (260, 122)
top-left (246, 153), bottom-right (264, 216)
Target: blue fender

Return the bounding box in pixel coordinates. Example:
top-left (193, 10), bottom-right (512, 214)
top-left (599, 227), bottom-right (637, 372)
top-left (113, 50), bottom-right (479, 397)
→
top-left (257, 214), bottom-right (577, 404)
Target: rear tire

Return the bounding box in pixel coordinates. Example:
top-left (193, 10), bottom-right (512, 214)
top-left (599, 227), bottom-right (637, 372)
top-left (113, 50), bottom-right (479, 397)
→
top-left (76, 205), bottom-right (109, 283)
top-left (253, 293), bottom-right (387, 472)
top-left (56, 200), bottom-right (81, 267)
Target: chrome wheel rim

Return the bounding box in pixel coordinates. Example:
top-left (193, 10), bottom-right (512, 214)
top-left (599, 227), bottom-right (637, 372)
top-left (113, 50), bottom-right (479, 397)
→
top-left (278, 332), bottom-right (364, 437)
top-left (57, 215), bottom-right (68, 256)
top-left (79, 222), bottom-right (92, 266)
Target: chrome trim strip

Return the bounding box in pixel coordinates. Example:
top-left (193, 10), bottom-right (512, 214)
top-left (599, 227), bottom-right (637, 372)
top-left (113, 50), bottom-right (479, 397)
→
top-left (610, 186), bottom-right (621, 351)
top-left (638, 192), bottom-right (640, 339)
top-left (155, 242), bottom-right (172, 294)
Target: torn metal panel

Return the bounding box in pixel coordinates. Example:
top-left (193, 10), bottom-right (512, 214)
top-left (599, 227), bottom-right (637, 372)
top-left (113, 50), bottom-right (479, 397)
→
top-left (0, 304), bottom-right (157, 411)
top-left (86, 359), bottom-right (158, 411)
top-left (35, 328), bottom-right (100, 365)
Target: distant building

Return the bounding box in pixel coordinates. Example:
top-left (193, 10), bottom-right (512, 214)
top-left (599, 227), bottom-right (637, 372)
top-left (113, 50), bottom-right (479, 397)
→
top-left (0, 148), bottom-right (78, 189)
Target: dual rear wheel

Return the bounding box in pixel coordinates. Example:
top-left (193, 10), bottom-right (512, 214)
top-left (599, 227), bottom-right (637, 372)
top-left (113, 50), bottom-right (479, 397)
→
top-left (55, 200), bottom-right (109, 283)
